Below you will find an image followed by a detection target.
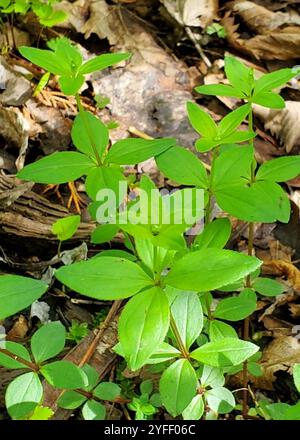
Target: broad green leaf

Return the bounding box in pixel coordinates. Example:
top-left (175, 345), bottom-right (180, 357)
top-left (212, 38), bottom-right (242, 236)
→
top-left (135, 238), bottom-right (171, 273)
top-left (190, 338), bottom-right (258, 367)
top-left (171, 291), bottom-right (203, 349)
top-left (93, 249), bottom-right (136, 261)
top-left (195, 84), bottom-right (244, 98)
top-left (17, 152), bottom-right (95, 184)
top-left (213, 289), bottom-right (257, 321)
top-left (253, 277), bottom-right (285, 297)
top-left (79, 53), bottom-right (131, 75)
top-left (198, 365), bottom-right (225, 388)
top-left (59, 74), bottom-right (84, 95)
top-left (205, 387), bottom-right (235, 414)
top-left (218, 104), bottom-right (251, 138)
top-left (82, 400), bottom-right (106, 420)
top-left (19, 46), bottom-right (70, 75)
top-left (256, 156), bottom-right (300, 182)
top-left (293, 364), bottom-right (300, 393)
top-left (140, 380), bottom-right (153, 395)
top-left (224, 56), bottom-right (252, 95)
top-left (0, 342), bottom-right (31, 369)
top-left (6, 373), bottom-right (43, 420)
top-left (182, 395), bottom-right (204, 420)
top-left (251, 92), bottom-right (285, 109)
top-left (254, 68), bottom-right (296, 95)
top-left (38, 9), bottom-right (67, 27)
top-left (159, 359), bottom-right (198, 417)
top-left (283, 401), bottom-right (300, 420)
top-left (28, 405), bottom-right (54, 420)
top-left (118, 287), bottom-right (170, 370)
top-left (0, 275), bottom-right (48, 320)
top-left (165, 248), bottom-right (261, 292)
top-left (85, 166), bottom-right (125, 200)
top-left (209, 320), bottom-right (238, 341)
top-left (216, 180), bottom-right (290, 223)
top-left (72, 111), bottom-right (109, 158)
top-left (55, 257), bottom-right (153, 300)
top-left (248, 362), bottom-right (263, 377)
top-left (91, 224), bottom-right (119, 244)
top-left (219, 131), bottom-right (256, 145)
top-left (156, 145), bottom-right (209, 188)
top-left (186, 101), bottom-right (218, 138)
top-left (41, 360), bottom-right (88, 389)
top-left (94, 382), bottom-right (121, 401)
top-left (105, 138), bottom-right (176, 165)
top-left (147, 342), bottom-right (181, 364)
top-left (31, 321), bottom-right (66, 364)
top-left (194, 218), bottom-right (231, 249)
top-left (57, 391), bottom-right (86, 410)
top-left (212, 146), bottom-right (254, 189)
top-left (51, 215), bottom-right (80, 241)
top-left (265, 403), bottom-right (291, 420)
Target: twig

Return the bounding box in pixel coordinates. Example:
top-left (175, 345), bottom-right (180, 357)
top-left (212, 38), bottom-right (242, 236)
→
top-left (185, 27), bottom-right (211, 68)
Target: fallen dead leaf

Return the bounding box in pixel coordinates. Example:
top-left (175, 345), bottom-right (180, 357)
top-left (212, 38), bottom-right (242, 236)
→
top-left (7, 315), bottom-right (29, 341)
top-left (263, 260), bottom-right (300, 293)
top-left (159, 0), bottom-right (218, 27)
top-left (253, 101), bottom-right (300, 153)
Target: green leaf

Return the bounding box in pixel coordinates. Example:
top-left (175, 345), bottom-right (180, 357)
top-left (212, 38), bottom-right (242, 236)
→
top-left (209, 321), bottom-right (238, 341)
top-left (118, 287), bottom-right (170, 370)
top-left (186, 101), bottom-right (218, 138)
top-left (190, 338), bottom-right (258, 367)
top-left (198, 365), bottom-right (225, 388)
top-left (283, 401), bottom-right (300, 420)
top-left (91, 224), bottom-right (118, 244)
top-left (293, 364), bottom-right (300, 393)
top-left (171, 291), bottom-right (203, 349)
top-left (72, 111), bottom-right (109, 158)
top-left (28, 405), bottom-right (54, 420)
top-left (31, 321), bottom-right (66, 364)
top-left (85, 166), bottom-right (124, 200)
top-left (165, 248), bottom-right (261, 292)
top-left (218, 104), bottom-right (251, 138)
top-left (0, 275), bottom-right (48, 320)
top-left (79, 53), bottom-right (131, 75)
top-left (159, 359), bottom-right (198, 417)
top-left (156, 145), bottom-right (209, 188)
top-left (213, 289), bottom-right (257, 321)
top-left (194, 218), bottom-right (231, 249)
top-left (224, 56), bottom-right (252, 95)
top-left (6, 373), bottom-right (43, 420)
top-left (51, 215), bottom-right (80, 241)
top-left (252, 92), bottom-right (285, 109)
top-left (256, 156), bottom-right (300, 182)
top-left (17, 152), bottom-right (95, 184)
top-left (265, 403), bottom-right (291, 420)
top-left (140, 379), bottom-right (153, 395)
top-left (57, 391), bottom-right (87, 410)
top-left (105, 138), bottom-right (176, 165)
top-left (94, 382), bottom-right (121, 401)
top-left (219, 131), bottom-right (256, 145)
top-left (205, 387), bottom-right (235, 414)
top-left (19, 46), bottom-right (70, 75)
top-left (55, 257), bottom-right (153, 300)
top-left (253, 277), bottom-right (285, 297)
top-left (195, 84), bottom-right (244, 98)
top-left (182, 395), bottom-right (204, 420)
top-left (82, 400), bottom-right (106, 420)
top-left (254, 68), bottom-right (296, 95)
top-left (59, 74), bottom-right (84, 95)
top-left (41, 360), bottom-right (88, 389)
top-left (212, 146), bottom-right (254, 190)
top-left (147, 342), bottom-right (181, 364)
top-left (0, 342), bottom-right (31, 369)
top-left (216, 180), bottom-right (290, 223)
top-left (38, 9), bottom-right (67, 27)
top-left (248, 362), bottom-right (263, 377)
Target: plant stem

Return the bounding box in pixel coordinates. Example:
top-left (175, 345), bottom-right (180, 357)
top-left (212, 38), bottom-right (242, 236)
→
top-left (57, 240), bottom-right (62, 258)
top-left (75, 94), bottom-right (102, 166)
top-left (242, 106), bottom-right (255, 417)
top-left (0, 347), bottom-right (39, 372)
top-left (205, 147), bottom-right (218, 224)
top-left (170, 313), bottom-right (189, 359)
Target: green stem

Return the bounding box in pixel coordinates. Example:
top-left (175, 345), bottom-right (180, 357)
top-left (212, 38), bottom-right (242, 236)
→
top-left (75, 94), bottom-right (102, 166)
top-left (205, 146), bottom-right (219, 224)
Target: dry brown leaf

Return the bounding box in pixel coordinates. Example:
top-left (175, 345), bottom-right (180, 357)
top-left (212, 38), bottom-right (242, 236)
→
top-left (7, 315), bottom-right (29, 341)
top-left (253, 101), bottom-right (300, 153)
top-left (223, 7), bottom-right (300, 60)
top-left (263, 260), bottom-right (300, 293)
top-left (159, 0), bottom-right (218, 27)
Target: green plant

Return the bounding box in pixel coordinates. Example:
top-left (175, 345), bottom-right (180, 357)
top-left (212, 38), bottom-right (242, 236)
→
top-left (0, 0), bottom-right (67, 28)
top-left (127, 380), bottom-right (161, 420)
top-left (66, 320), bottom-right (89, 344)
top-left (206, 23), bottom-right (226, 39)
top-left (1, 53), bottom-right (300, 420)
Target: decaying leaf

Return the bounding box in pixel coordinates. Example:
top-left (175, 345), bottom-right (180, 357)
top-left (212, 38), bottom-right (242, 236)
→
top-left (263, 260), bottom-right (300, 293)
top-left (0, 56), bottom-right (32, 106)
top-left (253, 101), bottom-right (300, 153)
top-left (223, 1), bottom-right (300, 60)
top-left (159, 0), bottom-right (218, 27)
